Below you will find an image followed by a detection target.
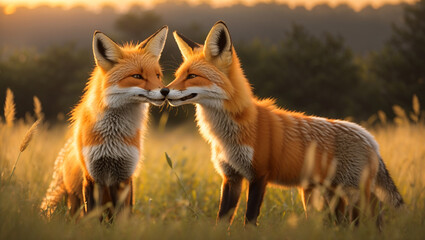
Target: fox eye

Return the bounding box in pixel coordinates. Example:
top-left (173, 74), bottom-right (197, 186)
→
top-left (187, 74), bottom-right (198, 79)
top-left (132, 74), bottom-right (144, 80)
top-left (156, 74), bottom-right (161, 79)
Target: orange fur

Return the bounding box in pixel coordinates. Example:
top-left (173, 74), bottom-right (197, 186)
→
top-left (166, 21), bottom-right (402, 226)
top-left (41, 28), bottom-right (168, 219)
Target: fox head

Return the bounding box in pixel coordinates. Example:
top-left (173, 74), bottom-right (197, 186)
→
top-left (92, 26), bottom-right (168, 107)
top-left (164, 21), bottom-right (252, 110)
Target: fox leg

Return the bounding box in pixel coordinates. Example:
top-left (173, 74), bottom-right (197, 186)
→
top-left (217, 163), bottom-right (243, 224)
top-left (108, 178), bottom-right (133, 216)
top-left (325, 188), bottom-right (348, 224)
top-left (299, 188), bottom-right (312, 218)
top-left (68, 193), bottom-right (83, 217)
top-left (334, 197), bottom-right (348, 224)
top-left (245, 177), bottom-right (267, 226)
top-left (126, 178), bottom-right (134, 208)
top-left (370, 193), bottom-right (383, 231)
top-left (83, 177), bottom-right (95, 214)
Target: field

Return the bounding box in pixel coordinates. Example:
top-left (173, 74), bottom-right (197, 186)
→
top-left (1, 103), bottom-right (425, 239)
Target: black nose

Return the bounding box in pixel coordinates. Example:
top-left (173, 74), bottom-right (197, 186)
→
top-left (160, 88), bottom-right (170, 96)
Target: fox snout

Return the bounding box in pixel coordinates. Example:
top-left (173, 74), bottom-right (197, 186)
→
top-left (160, 88), bottom-right (170, 96)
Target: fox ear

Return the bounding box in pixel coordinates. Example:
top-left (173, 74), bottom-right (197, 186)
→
top-left (173, 31), bottom-right (201, 60)
top-left (204, 21), bottom-right (232, 63)
top-left (138, 26), bottom-right (168, 60)
top-left (93, 31), bottom-right (122, 71)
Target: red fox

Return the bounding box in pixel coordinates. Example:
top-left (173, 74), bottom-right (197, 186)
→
top-left (161, 21), bottom-right (404, 226)
top-left (40, 26), bottom-right (168, 218)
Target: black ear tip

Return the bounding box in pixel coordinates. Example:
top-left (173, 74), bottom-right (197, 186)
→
top-left (175, 31), bottom-right (184, 39)
top-left (157, 26), bottom-right (168, 34)
top-left (215, 20), bottom-right (228, 29)
top-left (211, 21), bottom-right (232, 55)
top-left (174, 32), bottom-right (200, 50)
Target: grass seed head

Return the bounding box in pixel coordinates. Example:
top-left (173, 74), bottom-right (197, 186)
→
top-left (19, 118), bottom-right (42, 152)
top-left (412, 94), bottom-right (420, 116)
top-left (33, 96), bottom-right (44, 120)
top-left (4, 88), bottom-right (16, 127)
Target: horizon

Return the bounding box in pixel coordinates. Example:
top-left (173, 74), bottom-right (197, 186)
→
top-left (1, 0), bottom-right (418, 15)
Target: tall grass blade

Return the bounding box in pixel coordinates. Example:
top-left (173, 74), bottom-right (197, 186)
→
top-left (33, 96), bottom-right (43, 120)
top-left (19, 118), bottom-right (42, 152)
top-left (164, 152), bottom-right (201, 218)
top-left (412, 94), bottom-right (420, 116)
top-left (377, 110), bottom-right (387, 125)
top-left (165, 152), bottom-right (173, 169)
top-left (4, 88), bottom-right (16, 127)
top-left (301, 141), bottom-right (317, 188)
top-left (158, 111), bottom-right (169, 133)
top-left (393, 105), bottom-right (407, 125)
top-left (9, 118), bottom-right (42, 181)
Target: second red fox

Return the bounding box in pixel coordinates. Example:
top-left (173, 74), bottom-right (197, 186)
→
top-left (163, 21), bottom-right (404, 226)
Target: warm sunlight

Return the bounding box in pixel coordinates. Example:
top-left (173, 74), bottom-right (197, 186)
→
top-left (3, 4), bottom-right (16, 15)
top-left (1, 0), bottom-right (419, 14)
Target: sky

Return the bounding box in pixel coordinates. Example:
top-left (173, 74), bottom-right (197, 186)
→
top-left (1, 0), bottom-right (418, 14)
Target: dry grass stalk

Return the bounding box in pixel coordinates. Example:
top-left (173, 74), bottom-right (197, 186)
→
top-left (410, 95), bottom-right (421, 123)
top-left (377, 110), bottom-right (387, 125)
top-left (412, 95), bottom-right (420, 116)
top-left (19, 118), bottom-right (42, 152)
top-left (322, 157), bottom-right (337, 188)
top-left (4, 88), bottom-right (16, 127)
top-left (301, 141), bottom-right (317, 188)
top-left (393, 105), bottom-right (407, 119)
top-left (33, 96), bottom-right (43, 120)
top-left (393, 105), bottom-right (408, 125)
top-left (8, 118), bottom-right (42, 181)
top-left (158, 111), bottom-right (169, 132)
top-left (366, 114), bottom-right (377, 126)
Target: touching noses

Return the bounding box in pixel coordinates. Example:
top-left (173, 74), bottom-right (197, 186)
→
top-left (160, 88), bottom-right (170, 97)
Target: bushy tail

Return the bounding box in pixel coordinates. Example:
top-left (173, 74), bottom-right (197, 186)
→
top-left (375, 157), bottom-right (404, 208)
top-left (40, 138), bottom-right (72, 217)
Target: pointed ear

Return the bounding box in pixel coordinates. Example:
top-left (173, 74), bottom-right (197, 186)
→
top-left (204, 21), bottom-right (232, 62)
top-left (138, 26), bottom-right (168, 60)
top-left (93, 31), bottom-right (122, 71)
top-left (173, 31), bottom-right (201, 60)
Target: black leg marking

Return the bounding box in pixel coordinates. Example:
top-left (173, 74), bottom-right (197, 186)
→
top-left (217, 175), bottom-right (243, 223)
top-left (245, 177), bottom-right (267, 226)
top-left (96, 184), bottom-right (106, 222)
top-left (109, 184), bottom-right (119, 207)
top-left (350, 206), bottom-right (360, 227)
top-left (129, 179), bottom-right (134, 208)
top-left (109, 179), bottom-right (133, 217)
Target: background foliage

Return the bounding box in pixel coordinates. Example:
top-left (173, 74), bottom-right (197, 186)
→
top-left (1, 1), bottom-right (424, 123)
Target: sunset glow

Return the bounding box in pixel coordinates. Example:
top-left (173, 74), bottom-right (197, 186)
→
top-left (1, 0), bottom-right (419, 15)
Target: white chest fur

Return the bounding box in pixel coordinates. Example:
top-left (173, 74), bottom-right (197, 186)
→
top-left (196, 105), bottom-right (254, 180)
top-left (83, 103), bottom-right (148, 186)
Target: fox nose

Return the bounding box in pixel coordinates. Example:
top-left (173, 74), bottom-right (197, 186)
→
top-left (160, 88), bottom-right (170, 97)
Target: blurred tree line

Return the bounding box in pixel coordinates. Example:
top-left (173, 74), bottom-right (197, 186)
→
top-left (1, 1), bottom-right (424, 124)
top-left (0, 44), bottom-right (91, 120)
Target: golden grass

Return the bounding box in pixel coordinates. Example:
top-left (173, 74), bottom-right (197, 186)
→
top-left (19, 118), bottom-right (42, 153)
top-left (7, 118), bottom-right (43, 181)
top-left (33, 96), bottom-right (43, 120)
top-left (0, 94), bottom-right (424, 239)
top-left (3, 88), bottom-right (16, 127)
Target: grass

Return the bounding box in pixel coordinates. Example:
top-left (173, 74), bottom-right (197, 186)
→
top-left (1, 103), bottom-right (425, 239)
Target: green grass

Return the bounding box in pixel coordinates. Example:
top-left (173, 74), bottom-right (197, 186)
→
top-left (1, 117), bottom-right (425, 239)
